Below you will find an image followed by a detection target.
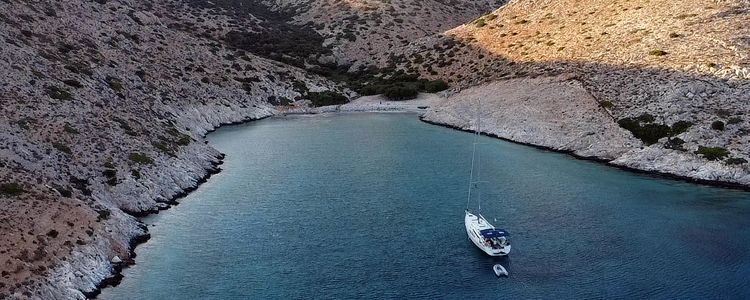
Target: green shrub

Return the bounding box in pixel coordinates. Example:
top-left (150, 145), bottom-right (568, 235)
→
top-left (176, 135), bottom-right (191, 146)
top-left (649, 49), bottom-right (668, 56)
top-left (153, 141), bottom-right (177, 157)
top-left (0, 182), bottom-right (25, 196)
top-left (664, 137), bottom-right (685, 151)
top-left (113, 117), bottom-right (138, 136)
top-left (102, 169), bottom-right (117, 186)
top-left (63, 79), bottom-right (82, 88)
top-left (727, 117), bottom-right (743, 125)
top-left (166, 127), bottom-right (191, 146)
top-left (636, 113), bottom-right (655, 123)
top-left (726, 157), bottom-right (748, 165)
top-left (131, 169), bottom-right (141, 179)
top-left (55, 186), bottom-right (72, 197)
top-left (694, 146), bottom-right (729, 161)
top-left (102, 169), bottom-right (117, 178)
top-left (423, 80), bottom-right (449, 93)
top-left (64, 62), bottom-right (93, 76)
top-left (637, 123), bottom-right (672, 145)
top-left (383, 85), bottom-right (419, 101)
top-left (96, 209), bottom-right (111, 221)
top-left (63, 123), bottom-right (79, 134)
top-left (618, 116), bottom-right (693, 145)
top-left (47, 229), bottom-right (59, 238)
top-left (128, 152), bottom-right (154, 165)
top-left (715, 109), bottom-right (732, 118)
top-left (474, 18), bottom-right (487, 27)
top-left (17, 117), bottom-right (36, 130)
top-left (675, 13), bottom-right (698, 20)
top-left (599, 101), bottom-right (614, 109)
top-left (307, 91), bottom-right (348, 107)
top-left (358, 85), bottom-right (381, 96)
top-left (711, 120), bottom-right (725, 130)
top-left (106, 76), bottom-right (124, 92)
top-left (617, 118), bottom-right (670, 145)
top-left (292, 80), bottom-right (308, 95)
top-left (670, 120), bottom-right (692, 135)
top-left (47, 86), bottom-right (73, 100)
top-left (52, 142), bottom-right (72, 154)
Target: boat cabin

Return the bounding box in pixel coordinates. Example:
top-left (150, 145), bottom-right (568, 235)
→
top-left (479, 228), bottom-right (510, 249)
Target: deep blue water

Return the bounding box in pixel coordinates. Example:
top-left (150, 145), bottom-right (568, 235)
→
top-left (100, 113), bottom-right (750, 299)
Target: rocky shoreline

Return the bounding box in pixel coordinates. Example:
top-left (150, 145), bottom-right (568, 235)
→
top-left (419, 116), bottom-right (750, 192)
top-left (85, 96), bottom-right (445, 297)
top-left (420, 77), bottom-right (750, 189)
top-left (88, 93), bottom-right (750, 298)
top-left (85, 114), bottom-right (273, 298)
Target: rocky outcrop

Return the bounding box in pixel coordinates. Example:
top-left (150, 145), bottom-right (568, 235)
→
top-left (0, 0), bottom-right (344, 298)
top-left (422, 76), bottom-right (639, 159)
top-left (421, 75), bottom-right (750, 187)
top-left (388, 0), bottom-right (750, 187)
top-left (1, 0), bottom-right (748, 298)
top-left (1, 0), bottom-right (506, 296)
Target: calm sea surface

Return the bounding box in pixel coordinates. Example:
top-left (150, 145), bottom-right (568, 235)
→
top-left (100, 113), bottom-right (750, 299)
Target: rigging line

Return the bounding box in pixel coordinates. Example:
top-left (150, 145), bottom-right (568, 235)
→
top-left (477, 98), bottom-right (482, 215)
top-left (467, 141), bottom-right (475, 210)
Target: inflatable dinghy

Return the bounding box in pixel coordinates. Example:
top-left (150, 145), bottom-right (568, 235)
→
top-left (493, 264), bottom-right (508, 277)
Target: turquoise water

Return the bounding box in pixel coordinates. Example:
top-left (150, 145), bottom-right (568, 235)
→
top-left (100, 113), bottom-right (750, 299)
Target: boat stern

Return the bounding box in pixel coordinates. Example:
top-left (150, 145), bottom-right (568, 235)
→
top-left (488, 244), bottom-right (511, 256)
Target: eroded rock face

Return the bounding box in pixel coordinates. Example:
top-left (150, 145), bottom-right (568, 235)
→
top-left (611, 148), bottom-right (750, 185)
top-left (422, 76), bottom-right (640, 159)
top-left (0, 0), bottom-right (345, 298)
top-left (1, 0), bottom-right (748, 297)
top-left (389, 0), bottom-right (750, 187)
top-left (421, 75), bottom-right (750, 186)
top-left (1, 0), bottom-right (504, 297)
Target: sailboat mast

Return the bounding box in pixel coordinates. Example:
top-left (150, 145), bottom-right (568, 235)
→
top-left (467, 141), bottom-right (475, 210)
top-left (467, 98), bottom-right (483, 214)
top-left (476, 99), bottom-right (481, 215)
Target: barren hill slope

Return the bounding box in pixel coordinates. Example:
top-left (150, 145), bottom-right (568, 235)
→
top-left (174, 0), bottom-right (504, 69)
top-left (0, 0), bottom-right (512, 298)
top-left (2, 0), bottom-right (750, 298)
top-left (0, 0), bottom-right (346, 298)
top-left (391, 0), bottom-right (750, 185)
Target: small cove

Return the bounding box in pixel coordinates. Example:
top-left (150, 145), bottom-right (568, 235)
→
top-left (100, 113), bottom-right (750, 299)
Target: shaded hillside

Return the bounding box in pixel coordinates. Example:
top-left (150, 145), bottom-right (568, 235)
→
top-left (0, 0), bottom-right (345, 298)
top-left (387, 0), bottom-right (750, 181)
top-left (176, 0), bottom-right (332, 67)
top-left (0, 0), bottom-right (511, 297)
top-left (169, 0), bottom-right (504, 69)
top-left (280, 0), bottom-right (506, 66)
top-left (2, 0), bottom-right (748, 298)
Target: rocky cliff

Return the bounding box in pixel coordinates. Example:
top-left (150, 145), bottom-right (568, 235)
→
top-left (0, 0), bottom-right (343, 298)
top-left (2, 0), bottom-right (749, 298)
top-left (393, 0), bottom-right (750, 186)
top-left (0, 0), bottom-right (496, 298)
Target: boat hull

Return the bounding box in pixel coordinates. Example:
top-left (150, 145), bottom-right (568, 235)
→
top-left (465, 211), bottom-right (511, 256)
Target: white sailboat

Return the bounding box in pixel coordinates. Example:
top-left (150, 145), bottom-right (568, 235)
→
top-left (464, 100), bottom-right (511, 257)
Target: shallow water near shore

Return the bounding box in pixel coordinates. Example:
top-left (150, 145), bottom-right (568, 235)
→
top-left (100, 113), bottom-right (750, 299)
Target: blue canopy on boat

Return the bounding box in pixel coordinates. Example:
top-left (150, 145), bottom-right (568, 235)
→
top-left (480, 228), bottom-right (509, 238)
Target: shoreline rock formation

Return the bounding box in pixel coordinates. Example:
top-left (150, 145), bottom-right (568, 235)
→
top-left (0, 0), bottom-right (495, 297)
top-left (389, 0), bottom-right (750, 187)
top-left (1, 0), bottom-right (748, 298)
top-left (420, 79), bottom-right (750, 188)
top-left (0, 0), bottom-right (342, 298)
